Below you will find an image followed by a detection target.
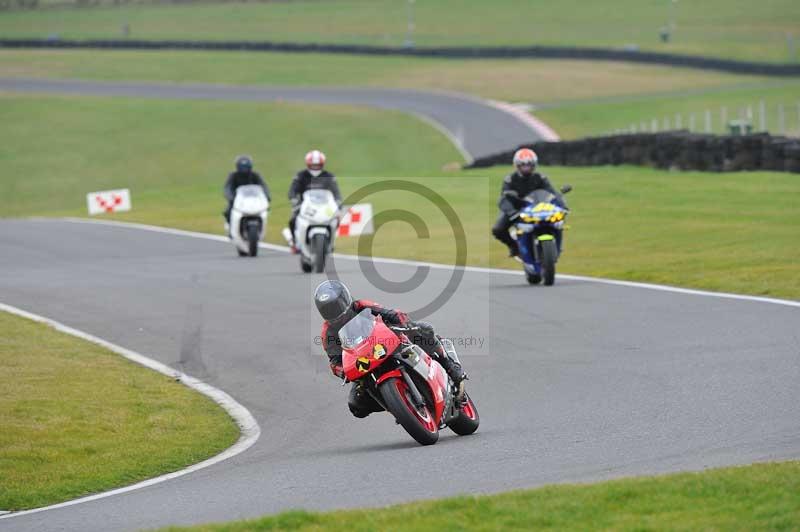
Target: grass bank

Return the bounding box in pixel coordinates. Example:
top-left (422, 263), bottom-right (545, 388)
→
top-left (0, 49), bottom-right (779, 105)
top-left (0, 93), bottom-right (463, 247)
top-left (0, 310), bottom-right (240, 510)
top-left (2, 0), bottom-right (799, 62)
top-left (163, 461), bottom-right (800, 531)
top-left (537, 80), bottom-right (800, 138)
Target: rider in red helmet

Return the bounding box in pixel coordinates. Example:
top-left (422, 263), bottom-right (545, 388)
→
top-left (287, 150), bottom-right (342, 251)
top-left (492, 148), bottom-right (567, 257)
top-left (314, 280), bottom-right (467, 418)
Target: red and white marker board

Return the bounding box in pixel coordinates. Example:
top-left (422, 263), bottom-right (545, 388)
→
top-left (337, 203), bottom-right (373, 237)
top-left (86, 189), bottom-right (132, 215)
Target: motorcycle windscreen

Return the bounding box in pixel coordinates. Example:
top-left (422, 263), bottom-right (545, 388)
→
top-left (234, 184), bottom-right (268, 212)
top-left (304, 189), bottom-right (335, 204)
top-left (339, 310), bottom-right (399, 381)
top-left (522, 188), bottom-right (557, 205)
top-left (339, 308), bottom-right (375, 350)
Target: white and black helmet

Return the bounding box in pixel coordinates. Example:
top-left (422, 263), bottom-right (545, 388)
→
top-left (305, 149), bottom-right (326, 177)
top-left (314, 280), bottom-right (353, 322)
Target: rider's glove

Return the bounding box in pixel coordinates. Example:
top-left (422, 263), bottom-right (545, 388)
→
top-left (330, 362), bottom-right (345, 380)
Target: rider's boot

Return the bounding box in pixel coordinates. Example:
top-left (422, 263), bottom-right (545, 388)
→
top-left (434, 346), bottom-right (467, 402)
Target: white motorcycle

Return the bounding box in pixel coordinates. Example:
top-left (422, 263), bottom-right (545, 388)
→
top-left (228, 184), bottom-right (269, 257)
top-left (283, 189), bottom-right (340, 273)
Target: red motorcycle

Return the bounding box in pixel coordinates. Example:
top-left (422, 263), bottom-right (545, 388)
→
top-left (339, 308), bottom-right (479, 445)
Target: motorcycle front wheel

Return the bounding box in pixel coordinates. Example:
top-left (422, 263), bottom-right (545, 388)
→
top-left (541, 238), bottom-right (557, 286)
top-left (247, 224), bottom-right (259, 257)
top-left (379, 377), bottom-right (439, 445)
top-left (449, 392), bottom-right (480, 436)
top-left (311, 233), bottom-right (327, 273)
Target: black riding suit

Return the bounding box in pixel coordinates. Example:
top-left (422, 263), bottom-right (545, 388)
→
top-left (223, 170), bottom-right (271, 223)
top-left (321, 299), bottom-right (461, 418)
top-left (492, 171), bottom-right (567, 253)
top-left (288, 169), bottom-right (342, 239)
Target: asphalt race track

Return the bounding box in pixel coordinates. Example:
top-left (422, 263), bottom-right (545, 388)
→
top-left (0, 77), bottom-right (549, 161)
top-left (1, 219), bottom-right (798, 531)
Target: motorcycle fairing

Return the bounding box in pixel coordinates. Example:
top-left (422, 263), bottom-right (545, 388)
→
top-left (341, 316), bottom-right (400, 382)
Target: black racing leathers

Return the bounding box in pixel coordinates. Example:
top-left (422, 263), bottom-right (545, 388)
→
top-left (288, 169), bottom-right (342, 237)
top-left (492, 171), bottom-right (567, 252)
top-left (223, 171), bottom-right (271, 222)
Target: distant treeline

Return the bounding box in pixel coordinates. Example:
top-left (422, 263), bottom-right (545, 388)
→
top-left (466, 132), bottom-right (800, 174)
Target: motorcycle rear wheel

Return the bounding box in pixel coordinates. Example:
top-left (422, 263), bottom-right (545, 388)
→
top-left (379, 377), bottom-right (439, 445)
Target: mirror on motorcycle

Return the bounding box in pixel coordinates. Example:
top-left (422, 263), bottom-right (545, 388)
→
top-left (560, 184), bottom-right (573, 194)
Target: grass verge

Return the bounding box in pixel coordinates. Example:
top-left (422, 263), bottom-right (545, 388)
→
top-left (2, 94), bottom-right (799, 300)
top-left (537, 80), bottom-right (800, 138)
top-left (0, 310), bottom-right (240, 510)
top-left (2, 0), bottom-right (799, 62)
top-left (0, 49), bottom-right (780, 105)
top-left (0, 93), bottom-right (463, 247)
top-left (161, 461), bottom-right (800, 531)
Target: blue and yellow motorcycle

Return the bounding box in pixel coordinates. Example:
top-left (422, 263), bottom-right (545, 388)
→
top-left (512, 185), bottom-right (572, 286)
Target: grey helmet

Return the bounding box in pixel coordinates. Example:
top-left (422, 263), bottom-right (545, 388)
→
top-left (314, 280), bottom-right (353, 323)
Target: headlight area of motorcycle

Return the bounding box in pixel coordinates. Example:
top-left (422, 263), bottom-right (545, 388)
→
top-left (515, 223), bottom-right (535, 234)
top-left (399, 346), bottom-right (419, 364)
top-left (303, 207), bottom-right (317, 217)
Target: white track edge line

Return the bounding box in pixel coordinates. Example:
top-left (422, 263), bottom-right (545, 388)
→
top-left (407, 111), bottom-right (474, 165)
top-left (486, 99), bottom-right (561, 142)
top-left (49, 217), bottom-right (800, 309)
top-left (0, 302), bottom-right (261, 520)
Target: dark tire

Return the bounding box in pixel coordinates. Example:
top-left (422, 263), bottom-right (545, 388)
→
top-left (247, 224), bottom-right (259, 257)
top-left (541, 238), bottom-right (557, 286)
top-left (449, 392), bottom-right (480, 435)
top-left (526, 272), bottom-right (541, 285)
top-left (379, 377), bottom-right (439, 446)
top-left (311, 233), bottom-right (326, 273)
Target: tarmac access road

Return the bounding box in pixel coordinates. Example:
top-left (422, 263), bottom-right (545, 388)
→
top-left (0, 77), bottom-right (551, 162)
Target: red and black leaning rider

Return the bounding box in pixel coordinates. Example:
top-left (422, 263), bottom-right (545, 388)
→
top-left (314, 279), bottom-right (466, 418)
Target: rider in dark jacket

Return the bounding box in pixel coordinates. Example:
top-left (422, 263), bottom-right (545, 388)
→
top-left (223, 155), bottom-right (271, 224)
top-left (492, 148), bottom-right (567, 257)
top-left (288, 150), bottom-right (342, 250)
top-left (314, 280), bottom-right (466, 419)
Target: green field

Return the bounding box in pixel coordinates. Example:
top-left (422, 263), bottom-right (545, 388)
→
top-left (0, 50), bottom-right (781, 106)
top-left (4, 48), bottom-right (799, 140)
top-left (0, 93), bottom-right (463, 244)
top-left (2, 0), bottom-right (800, 62)
top-left (0, 310), bottom-right (240, 510)
top-left (2, 93), bottom-right (799, 300)
top-left (163, 461), bottom-right (800, 531)
top-left (537, 80), bottom-right (800, 138)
